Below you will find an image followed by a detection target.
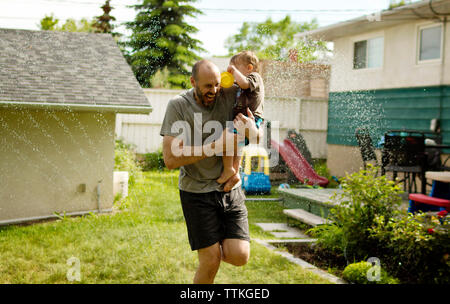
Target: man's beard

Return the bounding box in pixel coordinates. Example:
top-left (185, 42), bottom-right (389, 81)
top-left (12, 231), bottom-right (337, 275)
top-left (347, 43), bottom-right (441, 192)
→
top-left (195, 87), bottom-right (217, 107)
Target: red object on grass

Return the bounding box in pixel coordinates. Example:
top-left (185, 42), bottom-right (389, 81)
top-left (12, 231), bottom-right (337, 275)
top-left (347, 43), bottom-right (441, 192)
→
top-left (409, 193), bottom-right (450, 210)
top-left (427, 228), bottom-right (435, 234)
top-left (271, 139), bottom-right (329, 187)
top-left (437, 210), bottom-right (448, 217)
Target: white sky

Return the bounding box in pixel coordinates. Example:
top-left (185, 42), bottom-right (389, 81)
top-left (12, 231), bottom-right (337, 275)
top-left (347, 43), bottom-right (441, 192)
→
top-left (0, 0), bottom-right (398, 56)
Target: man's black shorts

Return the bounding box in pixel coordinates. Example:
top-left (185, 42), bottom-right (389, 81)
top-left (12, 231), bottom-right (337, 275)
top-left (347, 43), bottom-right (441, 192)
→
top-left (179, 187), bottom-right (250, 251)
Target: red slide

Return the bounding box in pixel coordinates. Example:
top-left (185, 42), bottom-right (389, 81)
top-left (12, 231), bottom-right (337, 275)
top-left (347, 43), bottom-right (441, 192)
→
top-left (271, 139), bottom-right (329, 187)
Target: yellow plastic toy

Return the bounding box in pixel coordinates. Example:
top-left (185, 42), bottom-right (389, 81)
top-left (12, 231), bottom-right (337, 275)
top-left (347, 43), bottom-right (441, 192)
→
top-left (220, 71), bottom-right (234, 88)
top-left (239, 145), bottom-right (271, 194)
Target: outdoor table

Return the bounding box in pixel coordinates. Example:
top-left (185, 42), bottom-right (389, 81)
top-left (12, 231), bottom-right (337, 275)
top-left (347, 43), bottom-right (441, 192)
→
top-left (408, 171), bottom-right (450, 213)
top-left (425, 171), bottom-right (450, 182)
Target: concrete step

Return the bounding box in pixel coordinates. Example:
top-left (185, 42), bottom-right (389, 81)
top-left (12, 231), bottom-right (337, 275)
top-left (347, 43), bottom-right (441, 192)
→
top-left (255, 222), bottom-right (309, 239)
top-left (283, 208), bottom-right (331, 227)
top-left (245, 197), bottom-right (284, 202)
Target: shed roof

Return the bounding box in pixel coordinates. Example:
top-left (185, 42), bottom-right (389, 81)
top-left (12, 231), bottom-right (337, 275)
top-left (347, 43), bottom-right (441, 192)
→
top-left (295, 0), bottom-right (450, 41)
top-left (0, 28), bottom-right (151, 113)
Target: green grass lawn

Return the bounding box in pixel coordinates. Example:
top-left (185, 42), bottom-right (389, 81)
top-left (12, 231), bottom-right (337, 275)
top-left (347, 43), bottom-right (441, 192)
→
top-left (0, 171), bottom-right (331, 284)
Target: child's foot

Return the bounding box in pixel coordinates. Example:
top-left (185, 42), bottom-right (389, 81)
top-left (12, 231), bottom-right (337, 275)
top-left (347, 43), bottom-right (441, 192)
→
top-left (217, 168), bottom-right (236, 184)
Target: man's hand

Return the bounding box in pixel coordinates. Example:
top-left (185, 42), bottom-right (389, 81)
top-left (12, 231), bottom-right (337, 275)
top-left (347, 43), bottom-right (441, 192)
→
top-left (223, 172), bottom-right (241, 192)
top-left (234, 108), bottom-right (259, 144)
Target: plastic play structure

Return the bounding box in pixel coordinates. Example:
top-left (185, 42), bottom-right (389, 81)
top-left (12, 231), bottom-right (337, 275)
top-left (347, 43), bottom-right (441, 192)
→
top-left (239, 145), bottom-right (272, 194)
top-left (271, 139), bottom-right (329, 187)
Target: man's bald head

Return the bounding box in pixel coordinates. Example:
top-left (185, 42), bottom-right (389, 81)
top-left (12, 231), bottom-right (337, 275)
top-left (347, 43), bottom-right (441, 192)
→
top-left (192, 59), bottom-right (220, 81)
top-left (190, 59), bottom-right (221, 107)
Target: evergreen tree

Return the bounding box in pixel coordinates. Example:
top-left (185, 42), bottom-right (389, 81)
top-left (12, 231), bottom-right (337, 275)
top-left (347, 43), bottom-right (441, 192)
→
top-left (124, 0), bottom-right (204, 88)
top-left (92, 0), bottom-right (121, 38)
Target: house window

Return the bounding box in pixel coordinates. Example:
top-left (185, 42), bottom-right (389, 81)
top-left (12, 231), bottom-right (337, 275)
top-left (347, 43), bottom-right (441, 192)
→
top-left (353, 37), bottom-right (384, 69)
top-left (418, 24), bottom-right (442, 61)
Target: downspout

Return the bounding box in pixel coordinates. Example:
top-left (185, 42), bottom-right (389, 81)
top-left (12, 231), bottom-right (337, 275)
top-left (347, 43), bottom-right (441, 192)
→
top-left (440, 17), bottom-right (447, 87)
top-left (96, 179), bottom-right (103, 213)
top-left (439, 17), bottom-right (447, 130)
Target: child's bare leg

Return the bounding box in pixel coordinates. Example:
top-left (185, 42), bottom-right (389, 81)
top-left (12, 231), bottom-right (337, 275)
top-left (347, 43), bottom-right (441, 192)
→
top-left (223, 155), bottom-right (242, 192)
top-left (217, 156), bottom-right (236, 184)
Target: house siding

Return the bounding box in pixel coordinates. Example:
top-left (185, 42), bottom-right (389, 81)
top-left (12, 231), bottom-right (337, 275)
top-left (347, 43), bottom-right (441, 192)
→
top-left (327, 85), bottom-right (450, 147)
top-left (0, 108), bottom-right (115, 224)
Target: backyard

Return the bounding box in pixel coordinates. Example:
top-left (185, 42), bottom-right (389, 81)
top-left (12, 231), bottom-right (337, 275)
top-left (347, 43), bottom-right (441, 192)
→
top-left (0, 170), bottom-right (332, 284)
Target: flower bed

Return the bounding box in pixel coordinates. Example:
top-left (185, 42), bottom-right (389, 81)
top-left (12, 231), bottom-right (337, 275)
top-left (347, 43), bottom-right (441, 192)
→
top-left (293, 165), bottom-right (450, 284)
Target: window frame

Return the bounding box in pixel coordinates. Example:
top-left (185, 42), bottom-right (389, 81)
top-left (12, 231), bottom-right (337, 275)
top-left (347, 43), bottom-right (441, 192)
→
top-left (416, 22), bottom-right (443, 64)
top-left (352, 34), bottom-right (384, 70)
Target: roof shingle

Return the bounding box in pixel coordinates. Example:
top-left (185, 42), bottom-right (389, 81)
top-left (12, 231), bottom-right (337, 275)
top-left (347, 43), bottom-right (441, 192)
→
top-left (0, 28), bottom-right (151, 113)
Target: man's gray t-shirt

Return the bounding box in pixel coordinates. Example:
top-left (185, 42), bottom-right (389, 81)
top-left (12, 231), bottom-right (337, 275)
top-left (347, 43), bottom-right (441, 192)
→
top-left (160, 86), bottom-right (239, 193)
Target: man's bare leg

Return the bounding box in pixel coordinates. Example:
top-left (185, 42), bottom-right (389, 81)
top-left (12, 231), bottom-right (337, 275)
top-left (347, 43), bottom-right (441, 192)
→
top-left (194, 242), bottom-right (222, 284)
top-left (221, 239), bottom-right (250, 266)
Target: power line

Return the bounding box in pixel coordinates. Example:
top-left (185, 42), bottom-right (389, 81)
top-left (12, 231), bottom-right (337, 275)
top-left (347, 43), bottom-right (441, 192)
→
top-left (0, 13), bottom-right (437, 23)
top-left (9, 0), bottom-right (381, 13)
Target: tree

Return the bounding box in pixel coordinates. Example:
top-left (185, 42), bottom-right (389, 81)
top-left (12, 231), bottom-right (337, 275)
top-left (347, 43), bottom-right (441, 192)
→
top-left (58, 18), bottom-right (96, 32)
top-left (388, 0), bottom-right (412, 10)
top-left (225, 16), bottom-right (327, 63)
top-left (123, 0), bottom-right (204, 89)
top-left (39, 14), bottom-right (59, 31)
top-left (38, 14), bottom-right (96, 32)
top-left (92, 0), bottom-right (121, 38)
top-left (39, 0), bottom-right (119, 34)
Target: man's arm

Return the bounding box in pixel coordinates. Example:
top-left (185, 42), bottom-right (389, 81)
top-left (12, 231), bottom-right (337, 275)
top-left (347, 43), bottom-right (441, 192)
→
top-left (162, 131), bottom-right (239, 169)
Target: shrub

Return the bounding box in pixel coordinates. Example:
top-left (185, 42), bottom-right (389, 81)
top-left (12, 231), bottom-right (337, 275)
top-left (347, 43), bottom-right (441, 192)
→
top-left (369, 211), bottom-right (450, 284)
top-left (308, 223), bottom-right (345, 253)
top-left (342, 261), bottom-right (399, 284)
top-left (114, 139), bottom-right (142, 186)
top-left (310, 164), bottom-right (403, 261)
top-left (308, 164), bottom-right (450, 283)
top-left (140, 149), bottom-right (165, 171)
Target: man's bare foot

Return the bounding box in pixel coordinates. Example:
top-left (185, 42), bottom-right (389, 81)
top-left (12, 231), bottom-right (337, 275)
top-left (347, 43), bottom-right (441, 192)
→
top-left (217, 167), bottom-right (236, 184)
top-left (223, 174), bottom-right (241, 192)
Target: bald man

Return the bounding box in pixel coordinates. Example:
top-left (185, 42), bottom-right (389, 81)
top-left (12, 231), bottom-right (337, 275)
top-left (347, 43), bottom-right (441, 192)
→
top-left (160, 60), bottom-right (252, 284)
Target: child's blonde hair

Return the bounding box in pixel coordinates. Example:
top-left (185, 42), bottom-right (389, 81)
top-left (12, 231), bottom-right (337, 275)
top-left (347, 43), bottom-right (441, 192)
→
top-left (230, 50), bottom-right (259, 73)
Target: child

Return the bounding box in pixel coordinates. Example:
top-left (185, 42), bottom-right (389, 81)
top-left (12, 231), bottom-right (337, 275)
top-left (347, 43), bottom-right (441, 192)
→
top-left (217, 50), bottom-right (265, 186)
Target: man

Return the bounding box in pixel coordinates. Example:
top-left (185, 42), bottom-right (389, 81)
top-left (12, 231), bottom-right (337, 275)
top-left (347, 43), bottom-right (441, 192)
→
top-left (160, 59), bottom-right (258, 284)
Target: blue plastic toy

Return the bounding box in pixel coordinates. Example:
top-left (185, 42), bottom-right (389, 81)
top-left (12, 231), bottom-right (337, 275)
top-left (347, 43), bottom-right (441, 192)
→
top-left (240, 145), bottom-right (271, 195)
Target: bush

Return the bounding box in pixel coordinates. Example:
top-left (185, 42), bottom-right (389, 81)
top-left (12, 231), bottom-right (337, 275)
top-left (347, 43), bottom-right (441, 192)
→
top-left (309, 164), bottom-right (403, 261)
top-left (114, 139), bottom-right (142, 186)
top-left (369, 211), bottom-right (450, 284)
top-left (308, 224), bottom-right (345, 253)
top-left (313, 159), bottom-right (338, 187)
top-left (309, 164), bottom-right (450, 284)
top-left (140, 149), bottom-right (165, 171)
top-left (342, 261), bottom-right (399, 284)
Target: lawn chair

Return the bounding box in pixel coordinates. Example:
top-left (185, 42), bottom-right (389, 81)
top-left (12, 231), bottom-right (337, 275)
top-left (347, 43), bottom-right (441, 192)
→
top-left (381, 130), bottom-right (426, 194)
top-left (355, 128), bottom-right (379, 172)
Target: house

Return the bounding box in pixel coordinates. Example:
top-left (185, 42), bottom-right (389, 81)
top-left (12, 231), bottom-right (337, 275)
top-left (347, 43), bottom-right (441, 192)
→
top-left (0, 28), bottom-right (151, 225)
top-left (296, 0), bottom-right (450, 177)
